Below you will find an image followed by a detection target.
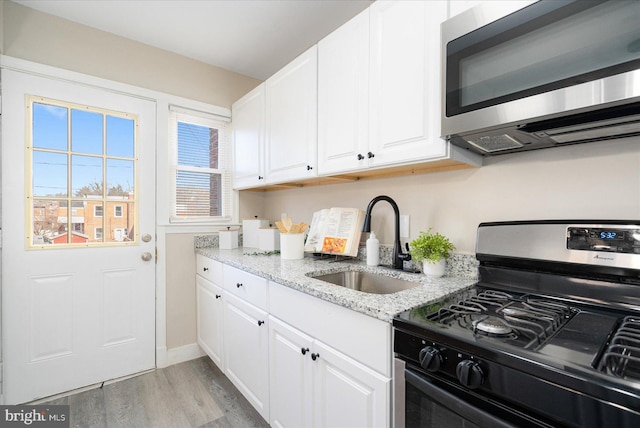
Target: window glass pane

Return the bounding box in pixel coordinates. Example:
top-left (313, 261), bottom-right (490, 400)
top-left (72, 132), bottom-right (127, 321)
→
top-left (177, 122), bottom-right (218, 169)
top-left (106, 201), bottom-right (134, 242)
top-left (33, 103), bottom-right (68, 150)
top-left (106, 159), bottom-right (134, 199)
top-left (72, 109), bottom-right (103, 155)
top-left (32, 199), bottom-right (69, 245)
top-left (72, 155), bottom-right (103, 197)
top-left (106, 115), bottom-right (135, 158)
top-left (33, 151), bottom-right (68, 197)
top-left (175, 171), bottom-right (222, 217)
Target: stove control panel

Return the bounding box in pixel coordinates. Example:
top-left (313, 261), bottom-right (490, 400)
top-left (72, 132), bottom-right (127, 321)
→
top-left (567, 226), bottom-right (640, 254)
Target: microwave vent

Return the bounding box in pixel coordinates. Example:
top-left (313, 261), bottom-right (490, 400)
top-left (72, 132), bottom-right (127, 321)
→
top-left (465, 134), bottom-right (524, 153)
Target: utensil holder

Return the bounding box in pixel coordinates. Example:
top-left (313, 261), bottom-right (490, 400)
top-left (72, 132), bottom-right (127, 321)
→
top-left (280, 233), bottom-right (305, 260)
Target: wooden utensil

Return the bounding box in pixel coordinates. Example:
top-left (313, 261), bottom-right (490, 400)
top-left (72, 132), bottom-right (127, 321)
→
top-left (282, 217), bottom-right (293, 233)
top-left (275, 221), bottom-right (288, 233)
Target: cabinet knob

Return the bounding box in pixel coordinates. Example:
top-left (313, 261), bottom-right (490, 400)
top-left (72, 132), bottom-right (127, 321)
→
top-left (357, 153), bottom-right (365, 160)
top-left (258, 320), bottom-right (265, 326)
top-left (306, 165), bottom-right (313, 171)
top-left (215, 294), bottom-right (221, 299)
top-left (236, 283), bottom-right (243, 288)
top-left (367, 152), bottom-right (375, 159)
top-left (258, 176), bottom-right (264, 180)
top-left (311, 353), bottom-right (320, 361)
top-left (301, 347), bottom-right (309, 355)
top-left (203, 267), bottom-right (209, 272)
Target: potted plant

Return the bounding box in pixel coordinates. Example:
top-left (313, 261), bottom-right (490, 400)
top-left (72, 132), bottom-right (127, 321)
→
top-left (409, 228), bottom-right (455, 277)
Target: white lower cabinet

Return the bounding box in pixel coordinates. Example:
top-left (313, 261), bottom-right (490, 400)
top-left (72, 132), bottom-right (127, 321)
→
top-left (223, 292), bottom-right (270, 421)
top-left (196, 275), bottom-right (224, 369)
top-left (269, 316), bottom-right (390, 428)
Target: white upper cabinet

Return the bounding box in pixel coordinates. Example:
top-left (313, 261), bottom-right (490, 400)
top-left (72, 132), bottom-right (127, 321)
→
top-left (265, 46), bottom-right (318, 184)
top-left (448, 1), bottom-right (536, 19)
top-left (232, 83), bottom-right (265, 190)
top-left (368, 0), bottom-right (448, 168)
top-left (317, 9), bottom-right (370, 175)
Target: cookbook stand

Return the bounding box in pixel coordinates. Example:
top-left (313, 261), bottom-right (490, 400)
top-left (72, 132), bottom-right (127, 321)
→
top-left (311, 252), bottom-right (356, 263)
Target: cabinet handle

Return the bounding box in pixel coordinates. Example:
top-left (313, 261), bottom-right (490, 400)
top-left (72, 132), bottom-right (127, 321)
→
top-left (258, 320), bottom-right (265, 326)
top-left (311, 353), bottom-right (320, 361)
top-left (203, 267), bottom-right (209, 272)
top-left (301, 347), bottom-right (309, 355)
top-left (306, 165), bottom-right (313, 171)
top-left (215, 294), bottom-right (221, 299)
top-left (357, 153), bottom-right (364, 160)
top-left (236, 283), bottom-right (243, 288)
top-left (258, 175), bottom-right (264, 180)
top-left (367, 152), bottom-right (375, 159)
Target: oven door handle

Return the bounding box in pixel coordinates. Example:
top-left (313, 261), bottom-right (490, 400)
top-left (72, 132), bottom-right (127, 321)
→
top-left (405, 369), bottom-right (517, 428)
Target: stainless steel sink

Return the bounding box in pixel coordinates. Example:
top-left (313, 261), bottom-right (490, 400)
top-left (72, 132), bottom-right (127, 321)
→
top-left (311, 270), bottom-right (420, 294)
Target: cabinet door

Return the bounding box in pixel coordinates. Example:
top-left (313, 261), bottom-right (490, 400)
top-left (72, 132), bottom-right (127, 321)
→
top-left (265, 46), bottom-right (318, 184)
top-left (317, 9), bottom-right (370, 175)
top-left (269, 317), bottom-right (313, 428)
top-left (196, 275), bottom-right (224, 369)
top-left (232, 83), bottom-right (265, 189)
top-left (369, 0), bottom-right (448, 167)
top-left (313, 340), bottom-right (390, 428)
top-left (223, 293), bottom-right (270, 421)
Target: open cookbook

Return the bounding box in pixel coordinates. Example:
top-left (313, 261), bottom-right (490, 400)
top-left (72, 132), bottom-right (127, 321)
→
top-left (304, 207), bottom-right (365, 257)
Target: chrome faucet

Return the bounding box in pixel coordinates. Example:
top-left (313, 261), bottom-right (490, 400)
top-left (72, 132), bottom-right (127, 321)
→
top-left (362, 195), bottom-right (411, 270)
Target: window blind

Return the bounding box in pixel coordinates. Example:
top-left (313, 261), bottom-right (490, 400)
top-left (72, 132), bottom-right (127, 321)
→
top-left (169, 106), bottom-right (232, 222)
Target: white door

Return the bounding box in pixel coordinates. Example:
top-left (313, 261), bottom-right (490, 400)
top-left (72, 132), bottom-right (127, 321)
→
top-left (1, 69), bottom-right (156, 404)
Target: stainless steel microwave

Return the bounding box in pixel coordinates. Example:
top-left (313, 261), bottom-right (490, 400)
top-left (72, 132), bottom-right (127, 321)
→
top-left (441, 0), bottom-right (640, 155)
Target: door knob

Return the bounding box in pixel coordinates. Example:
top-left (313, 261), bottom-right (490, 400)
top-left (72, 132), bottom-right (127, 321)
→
top-left (141, 252), bottom-right (153, 261)
top-left (142, 234), bottom-right (152, 242)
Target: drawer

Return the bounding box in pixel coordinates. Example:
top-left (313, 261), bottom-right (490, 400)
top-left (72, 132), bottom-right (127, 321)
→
top-left (223, 264), bottom-right (268, 310)
top-left (196, 254), bottom-right (223, 284)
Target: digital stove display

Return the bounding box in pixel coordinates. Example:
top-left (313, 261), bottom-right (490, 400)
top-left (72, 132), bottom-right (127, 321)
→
top-left (567, 226), bottom-right (640, 253)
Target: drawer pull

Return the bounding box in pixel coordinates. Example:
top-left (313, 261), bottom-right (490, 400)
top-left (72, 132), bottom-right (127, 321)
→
top-left (311, 353), bottom-right (320, 361)
top-left (215, 294), bottom-right (221, 299)
top-left (236, 283), bottom-right (243, 288)
top-left (258, 320), bottom-right (265, 326)
top-left (203, 267), bottom-right (209, 272)
top-left (301, 347), bottom-right (309, 355)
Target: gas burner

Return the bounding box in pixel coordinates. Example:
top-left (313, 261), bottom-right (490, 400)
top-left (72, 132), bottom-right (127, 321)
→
top-left (474, 317), bottom-right (514, 336)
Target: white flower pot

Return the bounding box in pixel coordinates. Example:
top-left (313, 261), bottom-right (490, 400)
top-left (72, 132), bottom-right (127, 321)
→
top-left (423, 259), bottom-right (445, 278)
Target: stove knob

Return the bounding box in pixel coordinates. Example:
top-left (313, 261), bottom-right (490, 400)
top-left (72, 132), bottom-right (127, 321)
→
top-left (456, 360), bottom-right (484, 389)
top-left (418, 346), bottom-right (443, 372)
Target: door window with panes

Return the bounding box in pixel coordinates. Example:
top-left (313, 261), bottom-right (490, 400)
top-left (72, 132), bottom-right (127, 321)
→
top-left (28, 96), bottom-right (138, 247)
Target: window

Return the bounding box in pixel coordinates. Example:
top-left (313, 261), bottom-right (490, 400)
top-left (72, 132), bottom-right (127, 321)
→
top-left (169, 106), bottom-right (232, 222)
top-left (27, 96), bottom-right (137, 247)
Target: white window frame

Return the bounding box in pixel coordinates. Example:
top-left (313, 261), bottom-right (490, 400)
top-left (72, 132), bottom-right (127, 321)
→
top-left (168, 105), bottom-right (234, 224)
top-left (94, 205), bottom-right (103, 217)
top-left (95, 227), bottom-right (103, 240)
top-left (114, 205), bottom-right (123, 218)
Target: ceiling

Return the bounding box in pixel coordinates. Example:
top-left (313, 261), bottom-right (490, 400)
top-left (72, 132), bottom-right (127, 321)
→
top-left (13, 0), bottom-right (373, 81)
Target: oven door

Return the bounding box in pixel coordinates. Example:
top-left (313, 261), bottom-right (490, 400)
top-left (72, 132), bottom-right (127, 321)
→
top-left (396, 359), bottom-right (551, 428)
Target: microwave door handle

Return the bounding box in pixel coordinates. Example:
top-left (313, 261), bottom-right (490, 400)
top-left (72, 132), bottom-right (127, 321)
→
top-left (405, 369), bottom-right (517, 428)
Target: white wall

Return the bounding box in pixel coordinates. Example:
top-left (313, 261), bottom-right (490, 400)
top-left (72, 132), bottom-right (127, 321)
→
top-left (252, 138), bottom-right (640, 254)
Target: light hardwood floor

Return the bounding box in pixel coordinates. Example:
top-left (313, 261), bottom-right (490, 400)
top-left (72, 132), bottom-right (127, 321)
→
top-left (42, 357), bottom-right (270, 428)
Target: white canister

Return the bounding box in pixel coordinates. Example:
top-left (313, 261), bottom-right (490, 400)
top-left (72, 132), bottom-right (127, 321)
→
top-left (259, 227), bottom-right (280, 251)
top-left (242, 218), bottom-right (270, 248)
top-left (219, 228), bottom-right (238, 249)
top-left (280, 233), bottom-right (305, 260)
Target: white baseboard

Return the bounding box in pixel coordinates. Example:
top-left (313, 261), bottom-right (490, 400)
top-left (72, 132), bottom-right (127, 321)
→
top-left (156, 345), bottom-right (169, 368)
top-left (166, 343), bottom-right (206, 366)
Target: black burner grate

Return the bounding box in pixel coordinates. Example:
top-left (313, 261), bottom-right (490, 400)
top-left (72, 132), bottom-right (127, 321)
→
top-left (427, 290), bottom-right (574, 349)
top-left (599, 316), bottom-right (640, 379)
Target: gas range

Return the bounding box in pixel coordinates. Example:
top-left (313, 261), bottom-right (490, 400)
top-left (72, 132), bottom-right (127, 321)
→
top-left (393, 221), bottom-right (640, 428)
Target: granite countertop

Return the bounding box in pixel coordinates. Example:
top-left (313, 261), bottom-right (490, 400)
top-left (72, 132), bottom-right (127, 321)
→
top-left (196, 247), bottom-right (477, 323)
